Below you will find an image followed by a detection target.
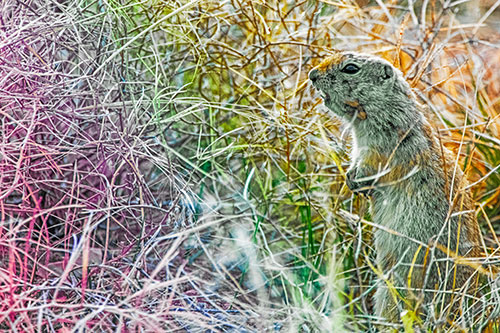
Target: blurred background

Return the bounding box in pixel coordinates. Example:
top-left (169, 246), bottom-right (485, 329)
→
top-left (1, 0), bottom-right (499, 331)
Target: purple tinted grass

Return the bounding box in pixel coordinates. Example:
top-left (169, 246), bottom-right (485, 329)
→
top-left (0, 1), bottom-right (242, 331)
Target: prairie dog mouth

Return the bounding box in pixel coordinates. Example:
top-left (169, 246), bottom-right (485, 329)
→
top-left (344, 100), bottom-right (367, 120)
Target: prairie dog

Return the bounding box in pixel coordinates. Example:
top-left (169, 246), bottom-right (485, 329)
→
top-left (309, 51), bottom-right (482, 322)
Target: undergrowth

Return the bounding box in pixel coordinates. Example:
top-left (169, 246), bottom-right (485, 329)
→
top-left (1, 0), bottom-right (500, 332)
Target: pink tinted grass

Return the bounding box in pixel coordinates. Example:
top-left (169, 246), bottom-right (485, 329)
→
top-left (0, 1), bottom-right (233, 331)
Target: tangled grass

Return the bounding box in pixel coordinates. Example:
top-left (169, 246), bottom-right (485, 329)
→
top-left (0, 0), bottom-right (246, 331)
top-left (1, 0), bottom-right (500, 331)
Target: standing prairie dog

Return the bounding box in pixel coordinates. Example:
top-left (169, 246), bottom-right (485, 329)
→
top-left (309, 51), bottom-right (482, 322)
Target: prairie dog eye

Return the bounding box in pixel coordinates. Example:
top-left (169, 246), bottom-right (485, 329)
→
top-left (341, 63), bottom-right (360, 74)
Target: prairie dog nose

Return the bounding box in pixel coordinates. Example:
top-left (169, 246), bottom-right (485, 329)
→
top-left (309, 69), bottom-right (319, 82)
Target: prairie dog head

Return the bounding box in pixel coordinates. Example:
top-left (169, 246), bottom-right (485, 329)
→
top-left (309, 51), bottom-right (412, 124)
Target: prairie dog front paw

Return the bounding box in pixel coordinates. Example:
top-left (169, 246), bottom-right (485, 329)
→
top-left (346, 167), bottom-right (374, 195)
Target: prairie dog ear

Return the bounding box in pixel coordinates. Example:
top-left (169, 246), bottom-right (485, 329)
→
top-left (382, 63), bottom-right (393, 80)
top-left (378, 63), bottom-right (395, 84)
